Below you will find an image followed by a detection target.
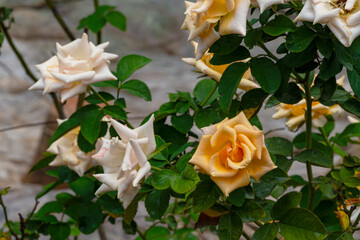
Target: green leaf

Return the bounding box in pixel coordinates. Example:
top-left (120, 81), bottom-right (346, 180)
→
top-left (117, 55), bottom-right (151, 82)
top-left (124, 192), bottom-right (146, 224)
top-left (235, 199), bottom-right (266, 222)
top-left (145, 189), bottom-right (170, 219)
top-left (218, 212), bottom-right (243, 240)
top-left (275, 82), bottom-right (303, 104)
top-left (48, 223), bottom-right (71, 240)
top-left (253, 223), bottom-right (278, 240)
top-left (171, 114), bottom-right (193, 134)
top-left (193, 79), bottom-right (219, 105)
top-left (263, 15), bottom-right (296, 36)
top-left (193, 180), bottom-right (220, 212)
top-left (339, 97), bottom-right (360, 118)
top-left (170, 165), bottom-right (199, 194)
top-left (219, 62), bottom-right (250, 112)
top-left (80, 108), bottom-right (104, 144)
top-left (146, 226), bottom-right (170, 240)
top-left (286, 26), bottom-right (316, 53)
top-left (208, 34), bottom-right (243, 55)
top-left (239, 88), bottom-right (268, 111)
top-left (49, 104), bottom-right (99, 146)
top-left (228, 188), bottom-right (246, 207)
top-left (244, 28), bottom-right (263, 49)
top-left (210, 46), bottom-right (250, 65)
top-left (56, 192), bottom-right (74, 205)
top-left (37, 201), bottom-right (63, 217)
top-left (29, 153), bottom-right (56, 173)
top-left (271, 192), bottom-right (302, 220)
top-left (102, 105), bottom-right (127, 120)
top-left (97, 193), bottom-right (124, 215)
top-left (347, 69), bottom-right (360, 97)
top-left (151, 170), bottom-right (176, 190)
top-left (36, 181), bottom-right (62, 199)
top-left (86, 13), bottom-right (106, 33)
top-left (294, 149), bottom-right (333, 168)
top-left (85, 91), bottom-right (115, 104)
top-left (69, 177), bottom-right (95, 200)
top-left (121, 79), bottom-right (152, 101)
top-left (105, 11), bottom-right (126, 31)
top-left (316, 37), bottom-right (333, 59)
top-left (334, 40), bottom-right (353, 70)
top-left (92, 79), bottom-right (118, 88)
top-left (319, 55), bottom-right (342, 80)
top-left (279, 208), bottom-right (327, 240)
top-left (195, 108), bottom-right (219, 128)
top-left (250, 58), bottom-right (281, 94)
top-left (261, 168), bottom-right (289, 184)
top-left (266, 137), bottom-right (293, 156)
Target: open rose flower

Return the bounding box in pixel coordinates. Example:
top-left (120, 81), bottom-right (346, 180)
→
top-left (29, 33), bottom-right (118, 102)
top-left (47, 120), bottom-right (94, 176)
top-left (182, 41), bottom-right (259, 91)
top-left (182, 0), bottom-right (285, 59)
top-left (272, 76), bottom-right (345, 131)
top-left (295, 0), bottom-right (360, 47)
top-left (189, 112), bottom-right (276, 196)
top-left (92, 115), bottom-right (155, 207)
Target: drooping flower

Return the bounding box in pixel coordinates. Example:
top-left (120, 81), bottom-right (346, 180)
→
top-left (182, 41), bottom-right (259, 91)
top-left (182, 0), bottom-right (285, 59)
top-left (29, 33), bottom-right (118, 102)
top-left (92, 115), bottom-right (156, 207)
top-left (47, 120), bottom-right (94, 176)
top-left (189, 112), bottom-right (276, 196)
top-left (295, 0), bottom-right (360, 47)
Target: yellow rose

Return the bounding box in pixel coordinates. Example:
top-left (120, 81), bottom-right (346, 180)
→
top-left (272, 100), bottom-right (343, 131)
top-left (182, 41), bottom-right (259, 91)
top-left (189, 112), bottom-right (276, 196)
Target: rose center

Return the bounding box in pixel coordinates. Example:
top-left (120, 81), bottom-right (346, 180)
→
top-left (219, 142), bottom-right (244, 168)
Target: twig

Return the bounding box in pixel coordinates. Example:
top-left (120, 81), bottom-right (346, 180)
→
top-left (0, 195), bottom-right (19, 240)
top-left (0, 121), bottom-right (57, 133)
top-left (44, 0), bottom-right (75, 41)
top-left (26, 200), bottom-right (39, 221)
top-left (18, 213), bottom-right (25, 240)
top-left (93, 0), bottom-right (102, 44)
top-left (136, 228), bottom-right (146, 240)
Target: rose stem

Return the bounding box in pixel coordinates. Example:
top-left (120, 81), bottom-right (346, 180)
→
top-left (303, 72), bottom-right (315, 210)
top-left (0, 195), bottom-right (19, 240)
top-left (44, 0), bottom-right (75, 41)
top-left (0, 22), bottom-right (65, 119)
top-left (89, 86), bottom-right (135, 129)
top-left (93, 0), bottom-right (102, 44)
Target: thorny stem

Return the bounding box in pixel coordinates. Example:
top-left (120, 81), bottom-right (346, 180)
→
top-left (93, 0), bottom-right (102, 44)
top-left (0, 121), bottom-right (57, 133)
top-left (44, 0), bottom-right (75, 41)
top-left (98, 225), bottom-right (107, 240)
top-left (0, 22), bottom-right (65, 119)
top-left (0, 195), bottom-right (19, 240)
top-left (303, 73), bottom-right (315, 210)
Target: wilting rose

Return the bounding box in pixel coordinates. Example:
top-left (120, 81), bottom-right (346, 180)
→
top-left (29, 33), bottom-right (118, 102)
top-left (47, 120), bottom-right (94, 176)
top-left (182, 41), bottom-right (259, 91)
top-left (189, 112), bottom-right (276, 196)
top-left (295, 0), bottom-right (360, 47)
top-left (92, 115), bottom-right (156, 207)
top-left (182, 0), bottom-right (285, 59)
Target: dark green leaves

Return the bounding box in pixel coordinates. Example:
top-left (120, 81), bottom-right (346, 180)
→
top-left (271, 192), bottom-right (302, 220)
top-left (193, 79), bottom-right (219, 106)
top-left (218, 212), bottom-right (243, 240)
top-left (145, 189), bottom-right (170, 220)
top-left (253, 223), bottom-right (278, 240)
top-left (29, 153), bottom-right (56, 173)
top-left (209, 34), bottom-right (243, 55)
top-left (235, 199), bottom-right (266, 222)
top-left (219, 62), bottom-right (250, 112)
top-left (171, 114), bottom-right (193, 134)
top-left (294, 149), bottom-right (333, 168)
top-left (192, 180), bottom-right (220, 212)
top-left (104, 11), bottom-right (126, 31)
top-left (250, 58), bottom-right (281, 94)
top-left (266, 137), bottom-right (293, 156)
top-left (121, 79), bottom-right (152, 101)
top-left (286, 26), bottom-right (315, 53)
top-left (278, 208), bottom-right (327, 240)
top-left (263, 15), bottom-right (296, 36)
top-left (116, 54), bottom-right (152, 82)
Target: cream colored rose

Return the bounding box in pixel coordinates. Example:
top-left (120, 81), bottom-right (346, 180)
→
top-left (182, 0), bottom-right (285, 59)
top-left (29, 33), bottom-right (118, 102)
top-left (295, 0), bottom-right (360, 47)
top-left (47, 120), bottom-right (94, 176)
top-left (189, 112), bottom-right (276, 196)
top-left (182, 41), bottom-right (259, 91)
top-left (92, 115), bottom-right (156, 207)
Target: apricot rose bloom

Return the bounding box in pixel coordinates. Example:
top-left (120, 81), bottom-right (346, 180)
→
top-left (47, 120), bottom-right (94, 176)
top-left (182, 0), bottom-right (285, 59)
top-left (182, 41), bottom-right (259, 91)
top-left (189, 112), bottom-right (276, 196)
top-left (29, 33), bottom-right (118, 102)
top-left (295, 0), bottom-right (360, 47)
